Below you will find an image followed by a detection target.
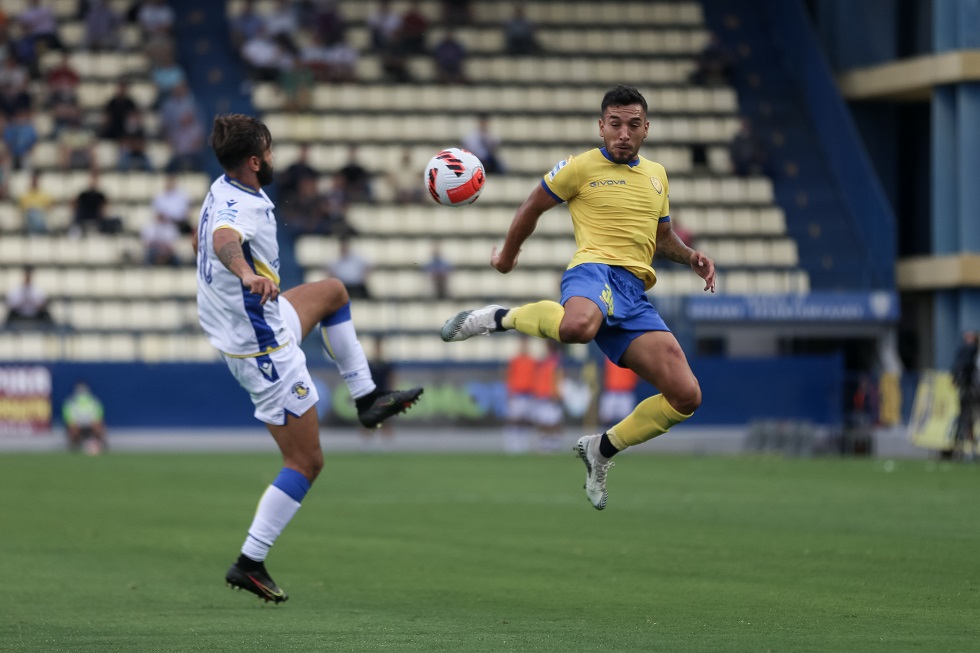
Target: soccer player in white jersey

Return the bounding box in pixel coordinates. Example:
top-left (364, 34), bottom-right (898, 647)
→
top-left (196, 114), bottom-right (422, 603)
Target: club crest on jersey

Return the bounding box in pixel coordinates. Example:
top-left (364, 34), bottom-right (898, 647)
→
top-left (292, 382), bottom-right (311, 399)
top-left (650, 177), bottom-right (663, 194)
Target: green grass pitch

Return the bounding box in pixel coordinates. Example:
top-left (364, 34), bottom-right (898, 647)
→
top-left (0, 451), bottom-right (978, 652)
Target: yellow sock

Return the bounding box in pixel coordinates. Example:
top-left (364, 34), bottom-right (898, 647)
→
top-left (503, 301), bottom-right (564, 341)
top-left (607, 394), bottom-right (692, 450)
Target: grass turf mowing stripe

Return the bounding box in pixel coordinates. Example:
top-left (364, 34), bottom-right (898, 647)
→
top-left (0, 453), bottom-right (977, 652)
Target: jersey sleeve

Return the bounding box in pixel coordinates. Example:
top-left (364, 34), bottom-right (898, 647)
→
top-left (659, 171), bottom-right (671, 221)
top-left (541, 154), bottom-right (579, 203)
top-left (211, 198), bottom-right (257, 242)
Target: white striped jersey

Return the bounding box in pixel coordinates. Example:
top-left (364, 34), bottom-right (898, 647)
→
top-left (196, 175), bottom-right (288, 357)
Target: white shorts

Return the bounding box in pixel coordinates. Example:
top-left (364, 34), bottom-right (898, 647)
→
top-left (599, 391), bottom-right (635, 425)
top-left (506, 394), bottom-right (536, 422)
top-left (221, 296), bottom-right (320, 425)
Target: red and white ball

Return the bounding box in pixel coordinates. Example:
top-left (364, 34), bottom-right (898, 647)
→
top-left (424, 148), bottom-right (486, 206)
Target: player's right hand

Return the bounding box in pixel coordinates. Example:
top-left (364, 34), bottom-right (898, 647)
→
top-left (241, 272), bottom-right (279, 305)
top-left (490, 245), bottom-right (519, 273)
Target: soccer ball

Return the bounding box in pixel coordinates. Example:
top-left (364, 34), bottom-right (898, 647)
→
top-left (424, 148), bottom-right (486, 206)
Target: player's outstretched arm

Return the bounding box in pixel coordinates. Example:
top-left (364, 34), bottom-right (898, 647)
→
top-left (492, 183), bottom-right (560, 273)
top-left (656, 220), bottom-right (716, 293)
top-left (213, 227), bottom-right (280, 304)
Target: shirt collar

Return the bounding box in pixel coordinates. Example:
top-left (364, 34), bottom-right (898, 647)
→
top-left (600, 146), bottom-right (640, 168)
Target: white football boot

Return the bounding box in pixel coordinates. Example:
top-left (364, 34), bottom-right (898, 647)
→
top-left (440, 305), bottom-right (506, 342)
top-left (575, 434), bottom-right (614, 510)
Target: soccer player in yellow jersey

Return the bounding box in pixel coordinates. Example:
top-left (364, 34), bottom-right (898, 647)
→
top-left (441, 85), bottom-right (716, 510)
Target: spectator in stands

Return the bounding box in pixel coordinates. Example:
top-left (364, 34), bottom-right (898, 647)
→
top-left (463, 113), bottom-right (506, 175)
top-left (368, 1), bottom-right (402, 51)
top-left (280, 175), bottom-right (325, 236)
top-left (533, 340), bottom-right (565, 452)
top-left (46, 55), bottom-right (82, 136)
top-left (279, 57), bottom-right (314, 112)
top-left (323, 37), bottom-right (358, 83)
top-left (729, 117), bottom-right (768, 177)
top-left (71, 168), bottom-right (122, 235)
top-left (2, 108), bottom-right (37, 169)
top-left (141, 210), bottom-right (181, 266)
top-left (337, 145), bottom-right (373, 203)
top-left (136, 0), bottom-right (174, 37)
top-left (159, 80), bottom-right (197, 141)
top-left (117, 107), bottom-right (153, 171)
top-left (17, 0), bottom-right (63, 54)
top-left (326, 237), bottom-right (371, 299)
top-left (152, 173), bottom-right (192, 233)
top-left (399, 1), bottom-right (429, 54)
top-left (263, 0), bottom-right (298, 41)
top-left (424, 242), bottom-right (453, 300)
top-left (432, 30), bottom-right (468, 84)
top-left (386, 146), bottom-right (425, 204)
top-left (599, 358), bottom-right (639, 431)
top-left (230, 0), bottom-right (263, 53)
top-left (83, 0), bottom-right (123, 51)
top-left (241, 25), bottom-right (288, 81)
top-left (503, 336), bottom-right (536, 453)
top-left (313, 0), bottom-right (347, 46)
top-left (4, 265), bottom-right (52, 327)
top-left (951, 330), bottom-right (979, 458)
top-left (150, 48), bottom-right (187, 107)
top-left (100, 81), bottom-right (138, 140)
top-left (45, 52), bottom-right (80, 92)
top-left (8, 22), bottom-right (41, 79)
top-left (379, 32), bottom-right (412, 83)
top-left (165, 106), bottom-right (206, 173)
top-left (440, 0), bottom-right (472, 26)
top-left (0, 57), bottom-right (31, 118)
top-left (322, 174), bottom-right (357, 238)
top-left (18, 169), bottom-right (52, 233)
top-left (298, 32), bottom-right (332, 82)
top-left (278, 142), bottom-right (318, 205)
top-left (503, 3), bottom-right (542, 55)
top-left (690, 32), bottom-right (735, 87)
top-left (62, 381), bottom-right (107, 455)
top-left (56, 112), bottom-right (96, 170)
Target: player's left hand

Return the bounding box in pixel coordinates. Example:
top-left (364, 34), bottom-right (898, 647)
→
top-left (690, 251), bottom-right (716, 293)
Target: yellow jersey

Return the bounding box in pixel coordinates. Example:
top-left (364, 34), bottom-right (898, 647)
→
top-left (541, 147), bottom-right (670, 289)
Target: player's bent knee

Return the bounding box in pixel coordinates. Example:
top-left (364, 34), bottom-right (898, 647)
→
top-left (558, 317), bottom-right (597, 344)
top-left (671, 383), bottom-right (702, 415)
top-left (322, 278), bottom-right (349, 304)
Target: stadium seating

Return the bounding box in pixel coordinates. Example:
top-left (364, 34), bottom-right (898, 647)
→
top-left (0, 0), bottom-right (811, 363)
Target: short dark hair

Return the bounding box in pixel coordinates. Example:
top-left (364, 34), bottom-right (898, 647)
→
top-left (600, 85), bottom-right (648, 116)
top-left (209, 114), bottom-right (272, 171)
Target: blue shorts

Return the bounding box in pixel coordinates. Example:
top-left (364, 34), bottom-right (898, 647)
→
top-left (560, 263), bottom-right (669, 365)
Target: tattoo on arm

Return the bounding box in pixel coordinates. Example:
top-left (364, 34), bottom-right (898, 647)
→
top-left (658, 229), bottom-right (693, 265)
top-left (216, 240), bottom-right (245, 272)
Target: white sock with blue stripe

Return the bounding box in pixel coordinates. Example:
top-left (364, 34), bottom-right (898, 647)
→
top-left (320, 302), bottom-right (377, 399)
top-left (241, 468), bottom-right (311, 562)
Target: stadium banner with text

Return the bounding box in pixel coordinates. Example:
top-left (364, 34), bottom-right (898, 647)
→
top-left (907, 370), bottom-right (959, 451)
top-left (0, 366), bottom-right (52, 436)
top-left (685, 291), bottom-right (899, 322)
top-left (37, 356), bottom-right (844, 428)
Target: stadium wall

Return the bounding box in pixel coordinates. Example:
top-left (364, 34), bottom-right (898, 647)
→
top-left (760, 0), bottom-right (897, 289)
top-left (0, 356), bottom-right (845, 431)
